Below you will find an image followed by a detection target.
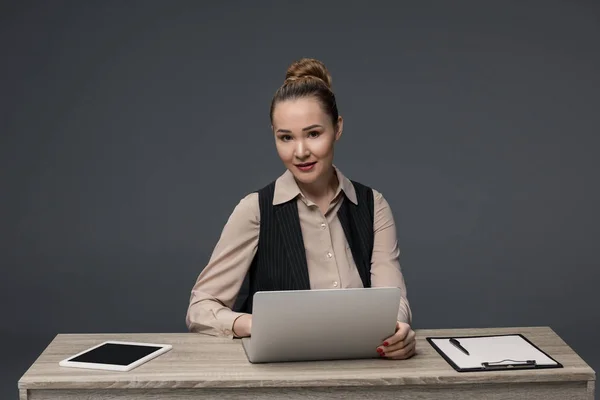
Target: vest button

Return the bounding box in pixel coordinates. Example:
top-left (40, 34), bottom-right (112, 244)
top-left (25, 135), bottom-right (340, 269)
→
top-left (327, 252), bottom-right (333, 258)
top-left (333, 281), bottom-right (339, 287)
top-left (320, 222), bottom-right (326, 230)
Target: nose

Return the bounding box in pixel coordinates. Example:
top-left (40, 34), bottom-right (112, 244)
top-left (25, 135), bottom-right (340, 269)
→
top-left (294, 140), bottom-right (310, 160)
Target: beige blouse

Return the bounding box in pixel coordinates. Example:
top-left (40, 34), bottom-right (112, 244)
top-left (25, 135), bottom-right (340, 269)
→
top-left (186, 167), bottom-right (412, 338)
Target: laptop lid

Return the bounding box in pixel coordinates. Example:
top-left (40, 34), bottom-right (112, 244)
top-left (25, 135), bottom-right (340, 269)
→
top-left (242, 287), bottom-right (401, 363)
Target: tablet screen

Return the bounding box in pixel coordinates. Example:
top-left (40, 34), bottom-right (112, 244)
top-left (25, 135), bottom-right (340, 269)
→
top-left (69, 343), bottom-right (163, 366)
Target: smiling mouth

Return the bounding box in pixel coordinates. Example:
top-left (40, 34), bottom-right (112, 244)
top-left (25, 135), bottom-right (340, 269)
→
top-left (296, 162), bottom-right (316, 167)
top-left (295, 161), bottom-right (317, 171)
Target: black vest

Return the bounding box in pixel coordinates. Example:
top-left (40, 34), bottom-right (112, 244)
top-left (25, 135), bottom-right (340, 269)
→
top-left (233, 180), bottom-right (375, 313)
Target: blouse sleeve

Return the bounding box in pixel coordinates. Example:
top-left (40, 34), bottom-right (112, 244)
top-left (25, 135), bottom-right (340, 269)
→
top-left (369, 189), bottom-right (413, 324)
top-left (185, 192), bottom-right (260, 337)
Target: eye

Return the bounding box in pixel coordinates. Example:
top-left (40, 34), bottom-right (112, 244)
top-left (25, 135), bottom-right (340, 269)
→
top-left (280, 135), bottom-right (292, 142)
top-left (308, 131), bottom-right (320, 138)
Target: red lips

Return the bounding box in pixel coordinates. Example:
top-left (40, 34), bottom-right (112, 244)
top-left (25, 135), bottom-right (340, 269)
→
top-left (296, 161), bottom-right (316, 171)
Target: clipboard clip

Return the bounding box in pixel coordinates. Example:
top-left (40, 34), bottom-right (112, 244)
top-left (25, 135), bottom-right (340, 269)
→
top-left (481, 359), bottom-right (537, 370)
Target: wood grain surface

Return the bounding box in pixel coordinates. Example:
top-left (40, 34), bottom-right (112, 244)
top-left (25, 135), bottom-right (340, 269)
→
top-left (17, 326), bottom-right (595, 399)
top-left (21, 382), bottom-right (594, 400)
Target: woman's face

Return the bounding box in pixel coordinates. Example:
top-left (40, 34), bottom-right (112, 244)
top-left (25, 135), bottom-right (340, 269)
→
top-left (271, 97), bottom-right (342, 187)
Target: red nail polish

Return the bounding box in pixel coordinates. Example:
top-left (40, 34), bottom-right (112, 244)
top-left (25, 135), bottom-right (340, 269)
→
top-left (377, 348), bottom-right (383, 353)
top-left (383, 341), bottom-right (389, 346)
top-left (380, 352), bottom-right (385, 356)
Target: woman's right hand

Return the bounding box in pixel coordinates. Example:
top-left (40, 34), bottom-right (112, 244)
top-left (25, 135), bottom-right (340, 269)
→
top-left (232, 314), bottom-right (253, 337)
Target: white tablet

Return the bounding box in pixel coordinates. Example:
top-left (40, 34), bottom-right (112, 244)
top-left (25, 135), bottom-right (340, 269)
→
top-left (59, 340), bottom-right (172, 372)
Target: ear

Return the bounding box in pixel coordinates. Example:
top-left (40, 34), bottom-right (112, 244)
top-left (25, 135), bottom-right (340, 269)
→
top-left (335, 116), bottom-right (343, 141)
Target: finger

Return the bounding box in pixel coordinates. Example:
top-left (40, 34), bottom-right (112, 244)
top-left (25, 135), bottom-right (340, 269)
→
top-left (381, 329), bottom-right (416, 353)
top-left (382, 340), bottom-right (416, 360)
top-left (393, 346), bottom-right (417, 360)
top-left (395, 322), bottom-right (410, 340)
top-left (383, 323), bottom-right (410, 346)
top-left (383, 335), bottom-right (416, 358)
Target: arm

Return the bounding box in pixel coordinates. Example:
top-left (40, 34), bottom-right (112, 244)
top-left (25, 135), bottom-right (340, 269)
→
top-left (369, 189), bottom-right (412, 325)
top-left (185, 192), bottom-right (260, 338)
top-left (370, 189), bottom-right (416, 359)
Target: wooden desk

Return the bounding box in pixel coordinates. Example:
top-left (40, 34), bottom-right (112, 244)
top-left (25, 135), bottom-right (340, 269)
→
top-left (18, 326), bottom-right (595, 400)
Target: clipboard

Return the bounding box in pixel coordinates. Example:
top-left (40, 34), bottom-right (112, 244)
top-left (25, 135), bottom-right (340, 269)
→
top-left (426, 333), bottom-right (563, 372)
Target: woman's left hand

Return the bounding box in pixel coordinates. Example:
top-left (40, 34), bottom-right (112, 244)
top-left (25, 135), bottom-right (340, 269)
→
top-left (377, 321), bottom-right (416, 359)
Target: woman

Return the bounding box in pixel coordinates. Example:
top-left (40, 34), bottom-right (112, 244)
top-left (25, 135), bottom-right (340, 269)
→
top-left (186, 58), bottom-right (416, 360)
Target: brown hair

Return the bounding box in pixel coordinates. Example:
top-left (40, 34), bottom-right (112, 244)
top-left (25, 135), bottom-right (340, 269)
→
top-left (269, 58), bottom-right (339, 128)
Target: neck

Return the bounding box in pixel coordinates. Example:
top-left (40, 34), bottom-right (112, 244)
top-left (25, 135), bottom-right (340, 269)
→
top-left (297, 166), bottom-right (338, 202)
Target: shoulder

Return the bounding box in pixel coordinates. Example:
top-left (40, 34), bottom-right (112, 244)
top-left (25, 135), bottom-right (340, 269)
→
top-left (229, 178), bottom-right (284, 225)
top-left (360, 185), bottom-right (391, 211)
top-left (348, 179), bottom-right (385, 204)
top-left (227, 192), bottom-right (260, 225)
top-left (349, 180), bottom-right (393, 217)
top-left (349, 179), bottom-right (372, 192)
top-left (371, 188), bottom-right (386, 204)
top-left (368, 188), bottom-right (397, 231)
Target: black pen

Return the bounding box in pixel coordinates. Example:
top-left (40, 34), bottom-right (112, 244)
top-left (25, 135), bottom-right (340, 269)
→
top-left (450, 338), bottom-right (470, 355)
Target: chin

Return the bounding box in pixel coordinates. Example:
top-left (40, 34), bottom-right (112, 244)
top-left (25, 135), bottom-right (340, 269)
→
top-left (293, 174), bottom-right (319, 185)
top-left (289, 167), bottom-right (322, 185)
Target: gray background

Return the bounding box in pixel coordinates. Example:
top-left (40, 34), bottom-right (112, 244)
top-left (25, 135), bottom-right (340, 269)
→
top-left (2, 0), bottom-right (599, 398)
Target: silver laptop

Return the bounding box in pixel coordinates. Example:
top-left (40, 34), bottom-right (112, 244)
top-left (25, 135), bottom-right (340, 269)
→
top-left (241, 287), bottom-right (401, 363)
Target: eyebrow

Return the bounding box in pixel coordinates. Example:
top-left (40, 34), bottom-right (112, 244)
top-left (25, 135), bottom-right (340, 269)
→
top-left (276, 124), bottom-right (324, 134)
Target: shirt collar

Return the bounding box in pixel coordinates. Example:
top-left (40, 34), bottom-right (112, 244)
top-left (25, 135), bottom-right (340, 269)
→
top-left (273, 165), bottom-right (358, 206)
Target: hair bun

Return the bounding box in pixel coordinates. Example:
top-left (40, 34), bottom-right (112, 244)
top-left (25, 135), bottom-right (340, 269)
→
top-left (285, 58), bottom-right (332, 89)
